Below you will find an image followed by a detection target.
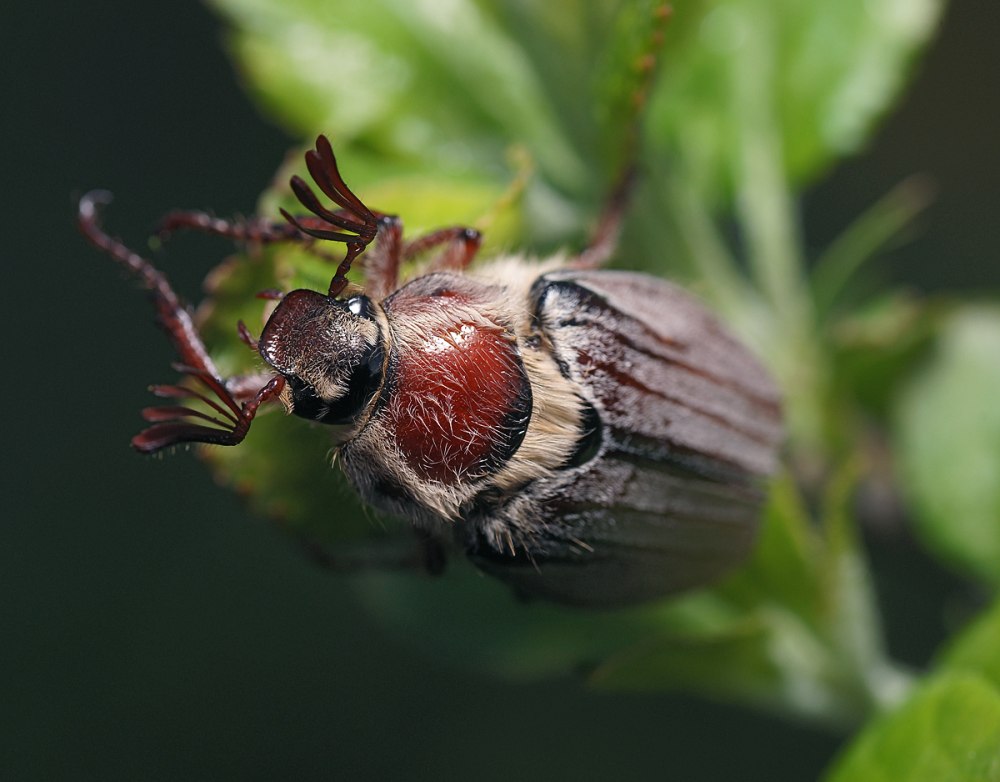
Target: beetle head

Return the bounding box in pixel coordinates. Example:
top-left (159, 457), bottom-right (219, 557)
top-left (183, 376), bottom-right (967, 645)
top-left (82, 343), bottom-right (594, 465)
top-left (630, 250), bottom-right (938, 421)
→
top-left (259, 289), bottom-right (385, 427)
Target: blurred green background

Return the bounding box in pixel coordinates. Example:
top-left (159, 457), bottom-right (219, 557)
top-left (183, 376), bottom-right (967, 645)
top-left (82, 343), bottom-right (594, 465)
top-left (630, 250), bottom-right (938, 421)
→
top-left (2, 1), bottom-right (997, 779)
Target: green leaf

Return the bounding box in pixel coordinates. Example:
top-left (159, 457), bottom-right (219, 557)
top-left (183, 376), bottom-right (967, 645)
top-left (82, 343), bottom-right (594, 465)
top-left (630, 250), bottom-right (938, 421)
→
top-left (827, 600), bottom-right (1000, 780)
top-left (828, 294), bottom-right (942, 423)
top-left (649, 0), bottom-right (944, 203)
top-left (719, 474), bottom-right (825, 623)
top-left (208, 0), bottom-right (585, 190)
top-left (938, 600), bottom-right (1000, 689)
top-left (824, 673), bottom-right (1000, 782)
top-left (342, 472), bottom-right (888, 727)
top-left (351, 561), bottom-right (671, 681)
top-left (585, 470), bottom-right (909, 725)
top-left (895, 307), bottom-right (1000, 585)
top-left (588, 612), bottom-right (786, 697)
top-left (589, 608), bottom-right (873, 725)
top-left (812, 177), bottom-right (934, 321)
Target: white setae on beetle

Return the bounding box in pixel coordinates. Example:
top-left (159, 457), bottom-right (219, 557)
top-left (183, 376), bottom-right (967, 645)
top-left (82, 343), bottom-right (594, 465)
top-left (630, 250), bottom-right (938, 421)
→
top-left (79, 132), bottom-right (782, 607)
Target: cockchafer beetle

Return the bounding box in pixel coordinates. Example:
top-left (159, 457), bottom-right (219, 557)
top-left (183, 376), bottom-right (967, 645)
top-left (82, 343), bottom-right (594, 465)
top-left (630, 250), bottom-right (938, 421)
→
top-left (79, 132), bottom-right (782, 607)
top-left (79, 4), bottom-right (782, 605)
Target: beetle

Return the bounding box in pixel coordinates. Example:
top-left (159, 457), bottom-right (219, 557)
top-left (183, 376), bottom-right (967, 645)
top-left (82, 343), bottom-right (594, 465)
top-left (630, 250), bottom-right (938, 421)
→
top-left (78, 131), bottom-right (782, 607)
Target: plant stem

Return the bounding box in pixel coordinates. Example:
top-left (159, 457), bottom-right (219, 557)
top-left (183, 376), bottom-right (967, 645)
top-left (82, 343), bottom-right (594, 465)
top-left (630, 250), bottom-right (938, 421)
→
top-left (731, 11), bottom-right (810, 334)
top-left (728, 9), bottom-right (827, 460)
top-left (811, 175), bottom-right (933, 319)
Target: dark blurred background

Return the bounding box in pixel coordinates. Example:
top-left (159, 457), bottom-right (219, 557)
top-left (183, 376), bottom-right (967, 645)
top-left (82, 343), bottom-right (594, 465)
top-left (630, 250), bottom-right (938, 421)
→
top-left (2, 2), bottom-right (997, 780)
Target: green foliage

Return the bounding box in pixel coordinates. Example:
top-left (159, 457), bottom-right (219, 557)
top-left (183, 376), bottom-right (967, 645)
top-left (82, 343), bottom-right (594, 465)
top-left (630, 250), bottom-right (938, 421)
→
top-left (939, 600), bottom-right (1000, 688)
top-left (185, 0), bottom-right (1000, 776)
top-left (648, 0), bottom-right (942, 202)
top-left (895, 308), bottom-right (1000, 585)
top-left (825, 673), bottom-right (1000, 782)
top-left (828, 604), bottom-right (1000, 780)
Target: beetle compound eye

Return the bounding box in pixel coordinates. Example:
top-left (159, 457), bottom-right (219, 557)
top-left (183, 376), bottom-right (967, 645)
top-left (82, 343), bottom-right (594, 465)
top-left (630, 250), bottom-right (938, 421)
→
top-left (347, 296), bottom-right (377, 320)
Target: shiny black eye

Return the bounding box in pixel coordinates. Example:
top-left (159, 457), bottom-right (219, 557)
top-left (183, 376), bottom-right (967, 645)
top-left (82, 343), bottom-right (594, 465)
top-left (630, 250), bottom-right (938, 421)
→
top-left (347, 296), bottom-right (376, 320)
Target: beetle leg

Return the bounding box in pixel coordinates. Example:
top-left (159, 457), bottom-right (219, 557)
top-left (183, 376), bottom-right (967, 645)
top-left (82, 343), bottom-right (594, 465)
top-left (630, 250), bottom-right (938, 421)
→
top-left (80, 191), bottom-right (224, 376)
top-left (157, 136), bottom-right (383, 298)
top-left (405, 226), bottom-right (483, 273)
top-left (362, 215), bottom-right (404, 300)
top-left (572, 3), bottom-right (670, 269)
top-left (572, 168), bottom-right (637, 269)
top-left (156, 209), bottom-right (384, 248)
top-left (79, 191), bottom-right (283, 453)
top-left (155, 210), bottom-right (302, 244)
top-left (155, 211), bottom-right (378, 270)
top-left (134, 373), bottom-right (285, 453)
top-left (225, 371), bottom-right (282, 404)
top-left (346, 218), bottom-right (483, 300)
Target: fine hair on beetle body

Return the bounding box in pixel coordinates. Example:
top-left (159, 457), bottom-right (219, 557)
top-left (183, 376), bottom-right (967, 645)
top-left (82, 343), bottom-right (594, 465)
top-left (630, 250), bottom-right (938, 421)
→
top-left (78, 5), bottom-right (783, 607)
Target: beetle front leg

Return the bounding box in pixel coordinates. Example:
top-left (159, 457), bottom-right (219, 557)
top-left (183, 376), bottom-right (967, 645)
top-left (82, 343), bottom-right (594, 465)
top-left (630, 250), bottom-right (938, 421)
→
top-left (135, 372), bottom-right (285, 452)
top-left (225, 371), bottom-right (284, 404)
top-left (406, 226), bottom-right (483, 274)
top-left (155, 137), bottom-right (388, 298)
top-left (155, 211), bottom-right (302, 245)
top-left (572, 169), bottom-right (637, 270)
top-left (572, 4), bottom-right (670, 270)
top-left (79, 191), bottom-right (282, 453)
top-left (155, 210), bottom-right (378, 259)
top-left (359, 219), bottom-right (485, 299)
top-left (360, 215), bottom-right (404, 300)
